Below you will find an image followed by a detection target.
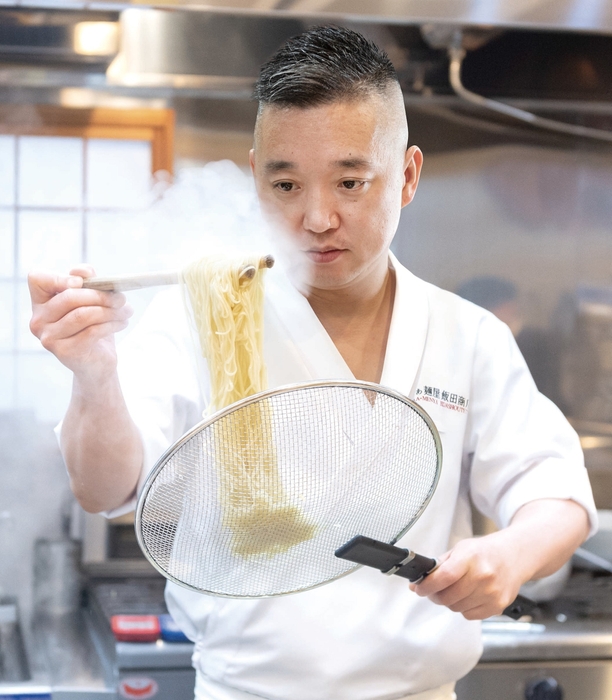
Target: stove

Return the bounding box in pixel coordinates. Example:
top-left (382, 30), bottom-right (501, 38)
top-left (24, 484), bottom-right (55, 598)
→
top-left (84, 569), bottom-right (612, 700)
top-left (85, 578), bottom-right (195, 700)
top-left (456, 569), bottom-right (612, 700)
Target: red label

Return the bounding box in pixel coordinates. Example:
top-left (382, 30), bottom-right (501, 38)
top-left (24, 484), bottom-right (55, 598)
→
top-left (118, 677), bottom-right (159, 699)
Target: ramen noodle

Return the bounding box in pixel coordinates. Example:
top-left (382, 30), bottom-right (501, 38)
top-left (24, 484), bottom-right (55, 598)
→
top-left (181, 255), bottom-right (316, 557)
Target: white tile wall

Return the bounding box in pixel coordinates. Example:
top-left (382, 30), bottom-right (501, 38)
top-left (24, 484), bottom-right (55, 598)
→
top-left (0, 135), bottom-right (15, 207)
top-left (0, 210), bottom-right (15, 277)
top-left (18, 136), bottom-right (83, 208)
top-left (18, 210), bottom-right (83, 276)
top-left (86, 139), bottom-right (151, 209)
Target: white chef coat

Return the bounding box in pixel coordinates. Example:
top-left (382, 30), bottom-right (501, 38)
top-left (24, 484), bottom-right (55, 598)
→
top-left (107, 254), bottom-right (597, 700)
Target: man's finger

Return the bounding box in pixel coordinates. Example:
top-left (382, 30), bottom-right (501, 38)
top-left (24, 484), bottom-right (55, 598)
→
top-left (52, 318), bottom-right (131, 355)
top-left (28, 270), bottom-right (84, 305)
top-left (411, 552), bottom-right (465, 597)
top-left (48, 303), bottom-right (133, 342)
top-left (69, 264), bottom-right (96, 278)
top-left (32, 288), bottom-right (128, 332)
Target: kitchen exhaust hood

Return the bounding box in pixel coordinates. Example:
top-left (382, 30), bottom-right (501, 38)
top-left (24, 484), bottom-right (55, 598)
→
top-left (0, 1), bottom-right (611, 144)
top-left (0, 8), bottom-right (120, 65)
top-left (7, 1), bottom-right (612, 37)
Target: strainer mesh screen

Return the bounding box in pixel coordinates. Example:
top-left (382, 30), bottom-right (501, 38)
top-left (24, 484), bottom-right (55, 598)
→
top-left (138, 384), bottom-right (440, 597)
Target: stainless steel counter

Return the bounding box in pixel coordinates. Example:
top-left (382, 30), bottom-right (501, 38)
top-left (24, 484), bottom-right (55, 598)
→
top-left (457, 573), bottom-right (612, 700)
top-left (0, 610), bottom-right (114, 699)
top-left (480, 618), bottom-right (612, 662)
top-left (0, 603), bottom-right (195, 699)
top-left (5, 571), bottom-right (612, 700)
top-left (458, 620), bottom-right (612, 700)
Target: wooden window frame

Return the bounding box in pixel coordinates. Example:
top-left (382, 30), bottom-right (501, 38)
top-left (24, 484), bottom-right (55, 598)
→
top-left (0, 105), bottom-right (175, 174)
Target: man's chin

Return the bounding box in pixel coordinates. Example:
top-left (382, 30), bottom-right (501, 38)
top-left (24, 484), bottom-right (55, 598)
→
top-left (304, 269), bottom-right (361, 293)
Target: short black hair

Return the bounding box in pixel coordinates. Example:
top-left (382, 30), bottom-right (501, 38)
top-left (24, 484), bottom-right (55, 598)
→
top-left (254, 25), bottom-right (398, 107)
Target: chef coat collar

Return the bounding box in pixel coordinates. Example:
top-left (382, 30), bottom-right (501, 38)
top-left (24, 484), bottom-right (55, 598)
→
top-left (381, 252), bottom-right (430, 399)
top-left (264, 252), bottom-right (430, 399)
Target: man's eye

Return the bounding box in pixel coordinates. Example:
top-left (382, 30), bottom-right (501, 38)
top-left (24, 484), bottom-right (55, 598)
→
top-left (342, 180), bottom-right (361, 190)
top-left (275, 182), bottom-right (294, 192)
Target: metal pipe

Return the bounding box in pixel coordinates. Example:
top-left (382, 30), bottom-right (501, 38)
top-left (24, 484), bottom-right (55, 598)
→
top-left (448, 42), bottom-right (612, 143)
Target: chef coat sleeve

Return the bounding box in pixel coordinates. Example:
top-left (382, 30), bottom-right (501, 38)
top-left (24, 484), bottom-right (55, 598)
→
top-left (104, 289), bottom-right (209, 518)
top-left (465, 313), bottom-right (597, 536)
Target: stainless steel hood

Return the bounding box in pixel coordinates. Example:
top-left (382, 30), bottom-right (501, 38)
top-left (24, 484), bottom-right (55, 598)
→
top-left (9, 0), bottom-right (612, 36)
top-left (0, 7), bottom-right (120, 65)
top-left (1, 0), bottom-right (612, 147)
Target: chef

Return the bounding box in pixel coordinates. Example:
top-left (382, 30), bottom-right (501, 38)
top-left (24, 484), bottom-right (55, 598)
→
top-left (28, 26), bottom-right (595, 700)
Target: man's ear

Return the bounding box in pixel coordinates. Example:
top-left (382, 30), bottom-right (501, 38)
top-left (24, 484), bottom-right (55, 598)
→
top-left (249, 148), bottom-right (256, 175)
top-left (401, 146), bottom-right (423, 208)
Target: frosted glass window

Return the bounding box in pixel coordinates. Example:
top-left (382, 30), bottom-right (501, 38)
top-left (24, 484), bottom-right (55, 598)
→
top-left (87, 139), bottom-right (151, 209)
top-left (16, 352), bottom-right (72, 423)
top-left (17, 282), bottom-right (43, 352)
top-left (87, 211), bottom-right (150, 274)
top-left (18, 210), bottom-right (82, 276)
top-left (0, 135), bottom-right (15, 206)
top-left (0, 210), bottom-right (14, 277)
top-left (18, 136), bottom-right (83, 208)
top-left (0, 283), bottom-right (14, 351)
top-left (114, 287), bottom-right (158, 343)
top-left (0, 355), bottom-right (15, 411)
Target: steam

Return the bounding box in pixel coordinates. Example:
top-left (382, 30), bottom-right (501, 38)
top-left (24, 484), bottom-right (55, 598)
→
top-left (135, 160), bottom-right (285, 272)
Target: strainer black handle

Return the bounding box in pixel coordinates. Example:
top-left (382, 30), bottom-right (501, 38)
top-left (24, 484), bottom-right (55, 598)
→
top-left (335, 535), bottom-right (437, 582)
top-left (335, 535), bottom-right (536, 620)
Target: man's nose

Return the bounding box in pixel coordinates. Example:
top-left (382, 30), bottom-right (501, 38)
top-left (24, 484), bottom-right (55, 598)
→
top-left (302, 189), bottom-right (339, 233)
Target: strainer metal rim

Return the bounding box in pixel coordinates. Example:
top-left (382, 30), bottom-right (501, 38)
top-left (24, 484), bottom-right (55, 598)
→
top-left (134, 379), bottom-right (443, 597)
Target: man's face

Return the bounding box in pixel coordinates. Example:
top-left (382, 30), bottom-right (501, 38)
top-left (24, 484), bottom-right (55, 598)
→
top-left (250, 90), bottom-right (422, 294)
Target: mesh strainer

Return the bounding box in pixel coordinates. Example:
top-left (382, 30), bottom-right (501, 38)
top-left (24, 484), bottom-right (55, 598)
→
top-left (135, 380), bottom-right (442, 598)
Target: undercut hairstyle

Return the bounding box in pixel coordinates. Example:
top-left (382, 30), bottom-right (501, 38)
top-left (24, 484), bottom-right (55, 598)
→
top-left (254, 25), bottom-right (399, 108)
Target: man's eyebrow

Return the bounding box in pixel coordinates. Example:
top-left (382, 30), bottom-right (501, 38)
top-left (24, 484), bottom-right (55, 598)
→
top-left (332, 158), bottom-right (372, 169)
top-left (264, 160), bottom-right (295, 173)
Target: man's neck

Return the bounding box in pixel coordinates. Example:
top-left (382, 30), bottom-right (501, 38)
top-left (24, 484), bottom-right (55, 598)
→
top-left (306, 262), bottom-right (396, 383)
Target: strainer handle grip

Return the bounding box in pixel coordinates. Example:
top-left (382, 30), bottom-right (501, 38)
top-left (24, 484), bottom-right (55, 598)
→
top-left (334, 535), bottom-right (436, 582)
top-left (335, 535), bottom-right (537, 621)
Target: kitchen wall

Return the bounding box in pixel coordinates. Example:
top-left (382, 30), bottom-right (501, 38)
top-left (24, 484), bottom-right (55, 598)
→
top-left (395, 143), bottom-right (612, 329)
top-left (395, 141), bottom-right (612, 419)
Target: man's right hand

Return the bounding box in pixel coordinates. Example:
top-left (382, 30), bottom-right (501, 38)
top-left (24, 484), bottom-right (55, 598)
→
top-left (28, 265), bottom-right (134, 381)
top-left (29, 264), bottom-right (143, 513)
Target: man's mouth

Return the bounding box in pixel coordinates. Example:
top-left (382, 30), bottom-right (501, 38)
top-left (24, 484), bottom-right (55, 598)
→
top-left (304, 249), bottom-right (344, 264)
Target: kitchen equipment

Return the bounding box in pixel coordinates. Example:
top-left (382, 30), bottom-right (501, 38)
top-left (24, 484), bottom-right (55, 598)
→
top-left (136, 380), bottom-right (442, 597)
top-left (456, 567), bottom-right (612, 700)
top-left (110, 615), bottom-right (161, 643)
top-left (0, 597), bottom-right (29, 683)
top-left (518, 561), bottom-right (572, 603)
top-left (32, 539), bottom-right (83, 617)
top-left (86, 578), bottom-right (195, 700)
top-left (574, 546), bottom-right (612, 574)
top-left (81, 254), bottom-right (274, 292)
top-left (578, 508), bottom-right (612, 561)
